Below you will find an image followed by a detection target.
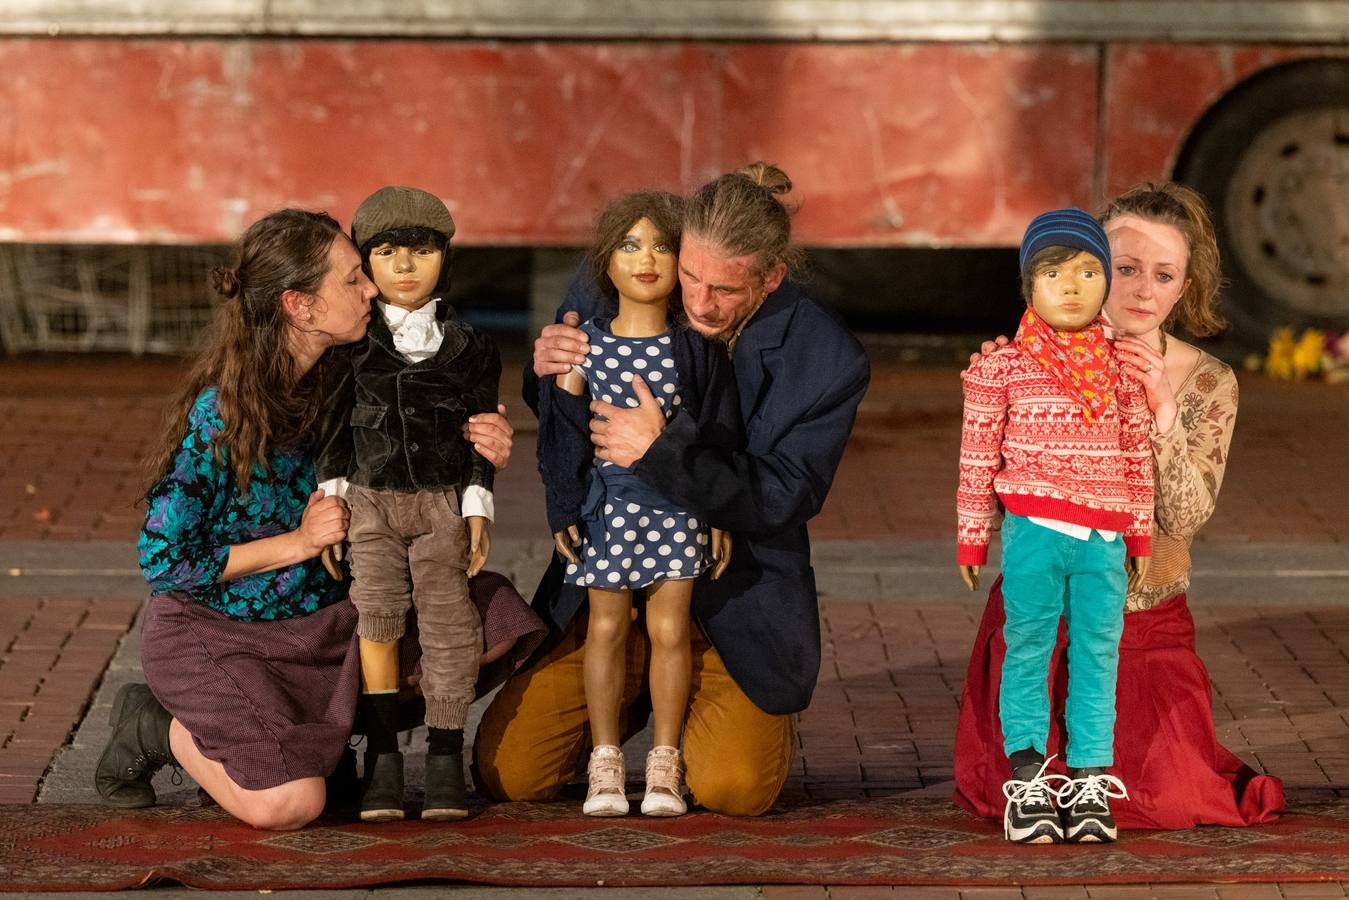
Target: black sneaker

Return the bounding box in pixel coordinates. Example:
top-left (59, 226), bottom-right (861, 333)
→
top-left (1061, 767), bottom-right (1128, 843)
top-left (360, 751), bottom-right (405, 822)
top-left (94, 683), bottom-right (177, 808)
top-left (1001, 752), bottom-right (1068, 844)
top-left (422, 752), bottom-right (469, 820)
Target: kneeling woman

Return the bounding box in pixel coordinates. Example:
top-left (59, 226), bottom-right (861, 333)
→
top-left (96, 209), bottom-right (379, 830)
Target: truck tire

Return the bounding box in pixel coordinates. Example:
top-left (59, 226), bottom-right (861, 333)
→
top-left (1174, 58), bottom-right (1349, 346)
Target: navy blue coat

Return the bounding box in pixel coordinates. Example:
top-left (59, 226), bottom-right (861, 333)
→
top-left (528, 270), bottom-right (869, 715)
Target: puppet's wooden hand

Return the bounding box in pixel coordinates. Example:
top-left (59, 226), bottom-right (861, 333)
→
top-left (553, 524), bottom-right (581, 564)
top-left (320, 544), bottom-right (344, 580)
top-left (959, 564), bottom-right (980, 592)
top-left (1126, 554), bottom-right (1151, 593)
top-left (468, 516), bottom-right (490, 577)
top-left (709, 528), bottom-right (733, 580)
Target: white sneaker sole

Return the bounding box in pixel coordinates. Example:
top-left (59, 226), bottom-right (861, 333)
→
top-left (582, 793), bottom-right (630, 817)
top-left (641, 792), bottom-right (687, 817)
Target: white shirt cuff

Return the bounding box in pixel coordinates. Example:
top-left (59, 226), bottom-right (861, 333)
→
top-left (462, 485), bottom-right (494, 522)
top-left (318, 477), bottom-right (349, 500)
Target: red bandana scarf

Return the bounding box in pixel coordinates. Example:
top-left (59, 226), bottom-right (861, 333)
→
top-left (1014, 308), bottom-right (1117, 422)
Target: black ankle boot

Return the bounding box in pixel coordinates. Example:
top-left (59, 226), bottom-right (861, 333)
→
top-left (324, 746), bottom-right (360, 813)
top-left (422, 752), bottom-right (469, 820)
top-left (94, 683), bottom-right (176, 808)
top-left (360, 751), bottom-right (405, 822)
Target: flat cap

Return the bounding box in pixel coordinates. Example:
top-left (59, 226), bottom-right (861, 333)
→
top-left (351, 186), bottom-right (456, 249)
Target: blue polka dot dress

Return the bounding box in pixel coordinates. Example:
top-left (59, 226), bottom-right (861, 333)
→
top-left (564, 319), bottom-right (710, 591)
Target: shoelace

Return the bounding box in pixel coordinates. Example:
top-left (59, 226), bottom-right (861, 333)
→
top-left (645, 748), bottom-right (683, 796)
top-left (588, 750), bottom-right (624, 796)
top-left (1001, 754), bottom-right (1071, 815)
top-left (1062, 771), bottom-right (1129, 809)
top-left (123, 751), bottom-right (183, 787)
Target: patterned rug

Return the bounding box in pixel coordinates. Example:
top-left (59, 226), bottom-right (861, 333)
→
top-left (5, 797), bottom-right (1349, 890)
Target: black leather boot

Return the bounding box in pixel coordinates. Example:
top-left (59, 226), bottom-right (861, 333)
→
top-left (422, 752), bottom-right (469, 820)
top-left (360, 751), bottom-right (405, 822)
top-left (94, 683), bottom-right (176, 808)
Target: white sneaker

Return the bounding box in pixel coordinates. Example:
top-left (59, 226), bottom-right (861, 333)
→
top-left (640, 745), bottom-right (687, 817)
top-left (582, 745), bottom-right (629, 816)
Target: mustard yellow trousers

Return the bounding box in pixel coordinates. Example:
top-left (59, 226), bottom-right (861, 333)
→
top-left (473, 610), bottom-right (794, 816)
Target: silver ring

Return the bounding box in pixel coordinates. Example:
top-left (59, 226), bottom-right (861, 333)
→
top-left (1145, 364), bottom-right (1153, 372)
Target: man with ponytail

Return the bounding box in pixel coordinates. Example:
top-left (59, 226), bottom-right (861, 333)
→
top-left (478, 163), bottom-right (870, 817)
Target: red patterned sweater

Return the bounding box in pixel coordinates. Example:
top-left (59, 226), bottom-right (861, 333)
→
top-left (957, 345), bottom-right (1154, 566)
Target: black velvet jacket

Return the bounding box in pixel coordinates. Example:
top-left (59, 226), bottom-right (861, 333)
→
top-left (314, 299), bottom-right (499, 494)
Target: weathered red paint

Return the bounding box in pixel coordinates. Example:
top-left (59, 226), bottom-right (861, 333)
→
top-left (0, 38), bottom-right (1340, 247)
top-left (0, 39), bottom-right (1098, 246)
top-left (1100, 43), bottom-right (1345, 198)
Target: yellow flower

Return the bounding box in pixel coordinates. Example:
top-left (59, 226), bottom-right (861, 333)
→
top-left (1292, 329), bottom-right (1326, 379)
top-left (1265, 328), bottom-right (1296, 380)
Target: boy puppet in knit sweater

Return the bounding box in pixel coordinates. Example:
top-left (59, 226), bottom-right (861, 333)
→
top-left (316, 186), bottom-right (500, 822)
top-left (957, 208), bottom-right (1153, 845)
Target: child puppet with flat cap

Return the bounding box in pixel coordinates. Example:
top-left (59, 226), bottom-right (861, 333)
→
top-left (316, 186), bottom-right (499, 822)
top-left (956, 208), bottom-right (1153, 846)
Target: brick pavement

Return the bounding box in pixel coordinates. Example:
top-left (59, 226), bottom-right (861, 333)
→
top-left (2, 350), bottom-right (1347, 895)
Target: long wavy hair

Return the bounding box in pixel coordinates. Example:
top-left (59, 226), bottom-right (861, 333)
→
top-left (144, 209), bottom-right (342, 494)
top-left (1101, 181), bottom-right (1227, 337)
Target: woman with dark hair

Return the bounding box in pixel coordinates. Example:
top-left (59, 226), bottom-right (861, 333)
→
top-left (93, 207), bottom-right (513, 830)
top-left (954, 182), bottom-right (1286, 829)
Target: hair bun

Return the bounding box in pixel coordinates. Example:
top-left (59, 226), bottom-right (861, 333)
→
top-left (736, 161), bottom-right (792, 197)
top-left (210, 266), bottom-right (240, 299)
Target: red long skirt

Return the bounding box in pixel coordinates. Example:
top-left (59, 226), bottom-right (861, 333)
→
top-left (952, 576), bottom-right (1285, 829)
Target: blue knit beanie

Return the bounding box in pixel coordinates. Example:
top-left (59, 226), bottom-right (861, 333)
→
top-left (1019, 207), bottom-right (1112, 291)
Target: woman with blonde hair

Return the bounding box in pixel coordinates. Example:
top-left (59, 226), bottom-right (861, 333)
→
top-left (954, 182), bottom-right (1285, 829)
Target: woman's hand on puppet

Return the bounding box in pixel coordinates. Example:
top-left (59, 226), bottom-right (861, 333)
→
top-left (1114, 335), bottom-right (1177, 433)
top-left (298, 489), bottom-right (349, 560)
top-left (969, 335), bottom-right (1010, 366)
top-left (464, 404), bottom-right (514, 470)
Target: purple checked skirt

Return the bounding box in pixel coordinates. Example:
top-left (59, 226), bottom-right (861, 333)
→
top-left (140, 592), bottom-right (361, 791)
top-left (140, 572), bottom-right (544, 790)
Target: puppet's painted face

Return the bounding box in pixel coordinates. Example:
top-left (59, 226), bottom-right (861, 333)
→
top-left (1030, 249), bottom-right (1107, 331)
top-left (367, 241), bottom-right (445, 311)
top-left (608, 217), bottom-right (677, 307)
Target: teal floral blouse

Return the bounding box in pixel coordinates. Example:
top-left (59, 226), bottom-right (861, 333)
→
top-left (137, 388), bottom-right (347, 621)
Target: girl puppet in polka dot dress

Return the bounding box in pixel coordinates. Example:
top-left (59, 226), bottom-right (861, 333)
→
top-left (544, 191), bottom-right (739, 818)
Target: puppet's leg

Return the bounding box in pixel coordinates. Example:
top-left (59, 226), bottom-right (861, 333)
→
top-left (1061, 534), bottom-right (1128, 770)
top-left (583, 587), bottom-right (634, 816)
top-left (347, 487), bottom-right (413, 822)
top-left (408, 489), bottom-right (480, 820)
top-left (640, 576), bottom-right (693, 816)
top-left (997, 514), bottom-right (1070, 761)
